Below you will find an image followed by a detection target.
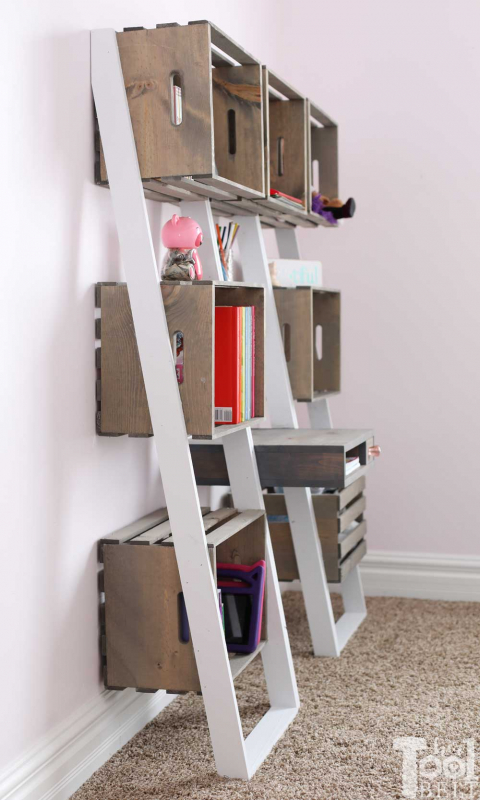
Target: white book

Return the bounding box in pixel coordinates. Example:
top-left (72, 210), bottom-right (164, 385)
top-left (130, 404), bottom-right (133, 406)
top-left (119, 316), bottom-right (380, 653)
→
top-left (269, 259), bottom-right (323, 288)
top-left (345, 456), bottom-right (360, 476)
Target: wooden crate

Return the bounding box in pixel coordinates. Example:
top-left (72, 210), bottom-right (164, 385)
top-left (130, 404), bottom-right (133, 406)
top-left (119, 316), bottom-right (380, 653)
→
top-left (306, 100), bottom-right (339, 223)
top-left (191, 428), bottom-right (375, 490)
top-left (101, 508), bottom-right (267, 693)
top-left (273, 286), bottom-right (340, 401)
top-left (264, 476), bottom-right (366, 583)
top-left (95, 22), bottom-right (265, 203)
top-left (255, 69), bottom-right (313, 227)
top-left (95, 281), bottom-right (265, 439)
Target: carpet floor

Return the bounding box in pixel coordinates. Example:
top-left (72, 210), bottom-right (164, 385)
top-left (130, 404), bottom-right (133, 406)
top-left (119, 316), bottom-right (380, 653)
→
top-left (73, 593), bottom-right (480, 800)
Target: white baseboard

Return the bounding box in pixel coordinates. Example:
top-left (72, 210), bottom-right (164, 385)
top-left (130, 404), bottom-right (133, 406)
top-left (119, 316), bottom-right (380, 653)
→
top-left (0, 688), bottom-right (176, 800)
top-left (3, 553), bottom-right (478, 800)
top-left (360, 551), bottom-right (480, 602)
top-left (281, 551), bottom-right (480, 603)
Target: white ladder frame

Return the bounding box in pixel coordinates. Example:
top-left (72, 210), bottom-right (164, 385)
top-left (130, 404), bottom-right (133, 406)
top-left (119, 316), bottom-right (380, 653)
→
top-left (234, 216), bottom-right (367, 656)
top-left (91, 29), bottom-right (298, 780)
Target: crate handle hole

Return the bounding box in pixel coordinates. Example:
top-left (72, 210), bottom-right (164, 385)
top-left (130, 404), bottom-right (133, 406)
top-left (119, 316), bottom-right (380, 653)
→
top-left (277, 136), bottom-right (285, 176)
top-left (170, 73), bottom-right (183, 126)
top-left (312, 158), bottom-right (320, 193)
top-left (281, 323), bottom-right (291, 361)
top-left (172, 330), bottom-right (184, 384)
top-left (315, 324), bottom-right (323, 360)
top-left (228, 109), bottom-right (236, 155)
top-left (178, 593), bottom-right (190, 643)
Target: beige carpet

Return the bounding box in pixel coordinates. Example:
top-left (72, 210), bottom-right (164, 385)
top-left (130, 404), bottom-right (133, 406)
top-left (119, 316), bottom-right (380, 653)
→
top-left (73, 594), bottom-right (480, 800)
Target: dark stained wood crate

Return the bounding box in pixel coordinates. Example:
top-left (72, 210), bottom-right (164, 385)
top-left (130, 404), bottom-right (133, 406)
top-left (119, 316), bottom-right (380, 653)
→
top-left (273, 286), bottom-right (340, 401)
top-left (96, 21), bottom-right (265, 203)
top-left (101, 508), bottom-right (267, 693)
top-left (230, 69), bottom-right (316, 228)
top-left (264, 476), bottom-right (367, 583)
top-left (306, 100), bottom-right (339, 222)
top-left (95, 281), bottom-right (265, 439)
top-left (190, 428), bottom-right (375, 490)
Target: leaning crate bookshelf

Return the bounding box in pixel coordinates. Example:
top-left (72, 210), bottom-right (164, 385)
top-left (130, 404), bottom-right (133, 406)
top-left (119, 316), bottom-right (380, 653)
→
top-left (95, 280), bottom-right (265, 438)
top-left (91, 12), bottom-right (376, 777)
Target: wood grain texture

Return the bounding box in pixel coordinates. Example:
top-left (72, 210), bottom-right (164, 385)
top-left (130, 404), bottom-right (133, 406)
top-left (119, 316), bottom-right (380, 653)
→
top-left (311, 123), bottom-right (339, 199)
top-left (129, 507), bottom-right (211, 545)
top-left (269, 96), bottom-right (307, 205)
top-left (273, 287), bottom-right (340, 400)
top-left (103, 508), bottom-right (267, 692)
top-left (190, 429), bottom-right (374, 489)
top-left (212, 65), bottom-right (264, 195)
top-left (99, 284), bottom-right (152, 435)
top-left (265, 489), bottom-right (367, 583)
top-left (189, 20), bottom-right (260, 66)
top-left (97, 282), bottom-right (265, 437)
top-left (313, 289), bottom-right (341, 395)
top-left (99, 507), bottom-right (169, 552)
top-left (162, 284), bottom-right (214, 436)
top-left (338, 519), bottom-right (367, 560)
top-left (310, 476), bottom-right (366, 516)
top-left (273, 287), bottom-right (313, 400)
top-left (252, 429), bottom-right (373, 449)
top-left (99, 25), bottom-right (214, 183)
top-left (338, 539), bottom-right (367, 583)
top-left (103, 542), bottom-right (214, 692)
top-left (262, 67), bottom-right (270, 197)
top-left (98, 283), bottom-right (214, 437)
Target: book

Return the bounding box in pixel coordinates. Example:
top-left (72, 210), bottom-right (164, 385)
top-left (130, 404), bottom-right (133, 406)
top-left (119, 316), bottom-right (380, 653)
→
top-left (214, 307), bottom-right (242, 425)
top-left (345, 456), bottom-right (360, 476)
top-left (270, 188), bottom-right (304, 206)
top-left (245, 307), bottom-right (251, 420)
top-left (268, 259), bottom-right (323, 288)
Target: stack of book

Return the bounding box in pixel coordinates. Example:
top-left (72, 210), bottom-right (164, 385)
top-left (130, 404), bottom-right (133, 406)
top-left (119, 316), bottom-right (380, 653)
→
top-left (214, 306), bottom-right (256, 425)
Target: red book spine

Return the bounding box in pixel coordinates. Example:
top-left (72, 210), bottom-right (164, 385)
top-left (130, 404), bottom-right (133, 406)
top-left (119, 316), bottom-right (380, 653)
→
top-left (251, 307), bottom-right (256, 418)
top-left (214, 307), bottom-right (241, 425)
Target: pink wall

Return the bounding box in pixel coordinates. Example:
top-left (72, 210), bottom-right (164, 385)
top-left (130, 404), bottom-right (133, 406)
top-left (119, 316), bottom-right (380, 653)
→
top-left (0, 0), bottom-right (281, 772)
top-left (264, 0), bottom-right (480, 557)
top-left (2, 0), bottom-right (479, 773)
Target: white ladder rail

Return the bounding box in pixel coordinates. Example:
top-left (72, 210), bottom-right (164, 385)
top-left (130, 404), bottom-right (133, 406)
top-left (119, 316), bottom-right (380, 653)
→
top-left (275, 225), bottom-right (367, 650)
top-left (91, 29), bottom-right (298, 780)
top-left (180, 200), bottom-right (299, 712)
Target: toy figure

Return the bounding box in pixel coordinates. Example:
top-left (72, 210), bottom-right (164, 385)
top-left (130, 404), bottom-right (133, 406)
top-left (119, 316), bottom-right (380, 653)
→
top-left (161, 214), bottom-right (203, 281)
top-left (312, 193), bottom-right (356, 223)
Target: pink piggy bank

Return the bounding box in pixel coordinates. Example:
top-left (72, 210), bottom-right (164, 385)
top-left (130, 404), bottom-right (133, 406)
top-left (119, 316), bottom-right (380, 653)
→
top-left (161, 214), bottom-right (203, 282)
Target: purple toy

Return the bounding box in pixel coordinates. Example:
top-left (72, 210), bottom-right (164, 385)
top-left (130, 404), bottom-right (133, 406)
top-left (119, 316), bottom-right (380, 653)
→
top-left (217, 560), bottom-right (266, 654)
top-left (311, 193), bottom-right (337, 225)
